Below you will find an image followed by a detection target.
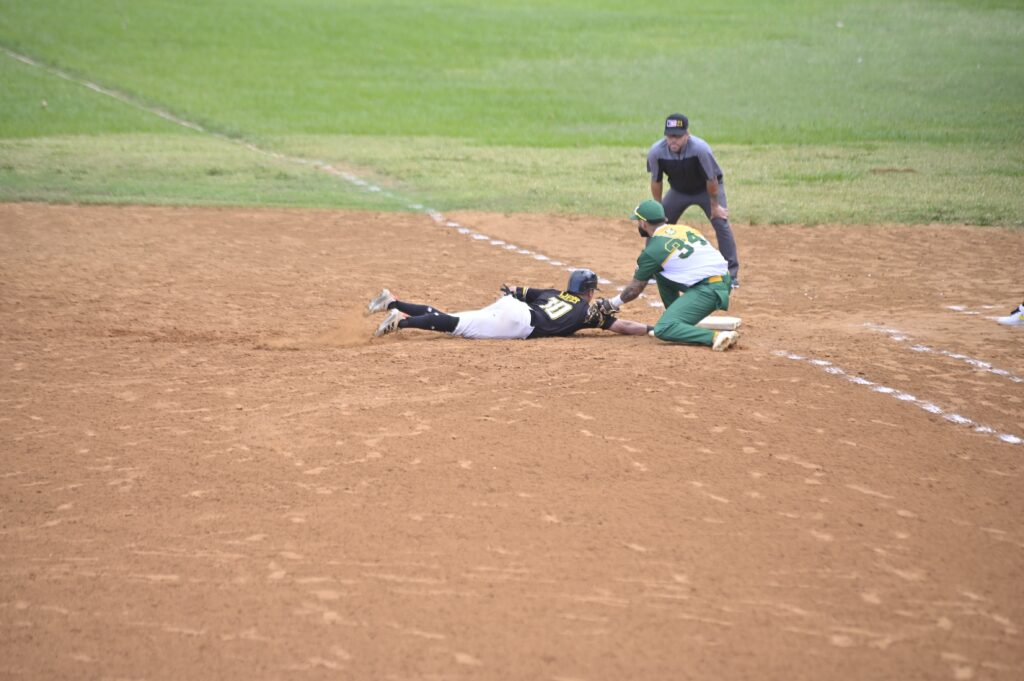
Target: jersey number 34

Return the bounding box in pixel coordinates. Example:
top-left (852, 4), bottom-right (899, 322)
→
top-left (667, 228), bottom-right (709, 259)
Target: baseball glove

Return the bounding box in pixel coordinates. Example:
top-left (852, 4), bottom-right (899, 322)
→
top-left (595, 297), bottom-right (619, 315)
top-left (585, 301), bottom-right (617, 329)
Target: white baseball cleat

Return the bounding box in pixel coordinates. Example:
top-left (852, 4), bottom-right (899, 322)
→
top-left (712, 330), bottom-right (740, 352)
top-left (374, 309), bottom-right (403, 337)
top-left (997, 303), bottom-right (1024, 327)
top-left (366, 288), bottom-right (395, 315)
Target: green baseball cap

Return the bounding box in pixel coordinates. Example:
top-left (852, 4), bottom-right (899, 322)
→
top-left (630, 199), bottom-right (666, 222)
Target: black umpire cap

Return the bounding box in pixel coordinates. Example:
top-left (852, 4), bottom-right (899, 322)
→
top-left (664, 113), bottom-right (689, 136)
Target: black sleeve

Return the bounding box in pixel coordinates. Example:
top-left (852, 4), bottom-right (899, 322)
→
top-left (508, 286), bottom-right (527, 301)
top-left (523, 287), bottom-right (556, 304)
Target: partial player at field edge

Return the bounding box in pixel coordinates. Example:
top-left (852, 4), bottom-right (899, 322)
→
top-left (997, 301), bottom-right (1024, 327)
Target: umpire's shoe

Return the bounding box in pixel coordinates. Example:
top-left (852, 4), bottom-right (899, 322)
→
top-left (712, 330), bottom-right (740, 352)
top-left (374, 309), bottom-right (403, 337)
top-left (366, 288), bottom-right (396, 315)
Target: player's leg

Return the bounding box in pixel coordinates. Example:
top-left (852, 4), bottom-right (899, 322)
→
top-left (654, 273), bottom-right (682, 308)
top-left (374, 300), bottom-right (458, 336)
top-left (997, 302), bottom-right (1024, 327)
top-left (651, 285), bottom-right (720, 346)
top-left (661, 188), bottom-right (690, 224)
top-left (452, 297), bottom-right (533, 339)
top-left (697, 185), bottom-right (740, 284)
top-left (391, 301), bottom-right (445, 317)
top-left (399, 310), bottom-right (458, 333)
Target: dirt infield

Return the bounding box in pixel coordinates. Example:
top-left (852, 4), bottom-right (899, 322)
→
top-left (2, 202), bottom-right (1022, 680)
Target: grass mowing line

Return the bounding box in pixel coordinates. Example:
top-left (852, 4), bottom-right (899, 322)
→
top-left (0, 46), bottom-right (415, 210)
top-left (3, 2), bottom-right (1023, 223)
top-left (2, 48), bottom-right (204, 134)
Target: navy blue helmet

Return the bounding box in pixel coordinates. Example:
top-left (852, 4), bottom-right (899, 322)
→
top-left (566, 269), bottom-right (599, 294)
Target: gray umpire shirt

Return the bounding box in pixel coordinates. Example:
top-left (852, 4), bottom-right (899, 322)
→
top-left (646, 134), bottom-right (724, 195)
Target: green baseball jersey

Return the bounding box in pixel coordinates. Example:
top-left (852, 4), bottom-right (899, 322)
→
top-left (634, 224), bottom-right (728, 287)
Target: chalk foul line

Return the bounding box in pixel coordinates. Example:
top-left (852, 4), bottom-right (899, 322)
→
top-left (865, 323), bottom-right (1022, 384)
top-left (775, 351), bottom-right (1022, 446)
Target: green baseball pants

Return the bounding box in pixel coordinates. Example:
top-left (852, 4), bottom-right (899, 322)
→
top-left (651, 274), bottom-right (732, 346)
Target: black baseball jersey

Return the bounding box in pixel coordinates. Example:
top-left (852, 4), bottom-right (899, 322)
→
top-left (506, 287), bottom-right (617, 338)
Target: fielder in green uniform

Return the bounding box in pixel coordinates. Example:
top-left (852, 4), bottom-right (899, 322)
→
top-left (601, 199), bottom-right (740, 352)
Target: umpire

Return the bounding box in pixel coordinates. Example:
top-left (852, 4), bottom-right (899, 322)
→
top-left (647, 113), bottom-right (740, 286)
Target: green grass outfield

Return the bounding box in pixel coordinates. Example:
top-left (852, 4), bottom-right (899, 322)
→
top-left (1, 0), bottom-right (1022, 225)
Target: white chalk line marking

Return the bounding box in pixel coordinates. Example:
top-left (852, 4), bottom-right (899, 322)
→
top-left (774, 351), bottom-right (1022, 446)
top-left (12, 47), bottom-right (1007, 446)
top-left (864, 324), bottom-right (1023, 384)
top-left (945, 304), bottom-right (1003, 321)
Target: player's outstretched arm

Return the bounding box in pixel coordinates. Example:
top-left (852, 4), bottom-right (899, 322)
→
top-left (500, 284), bottom-right (526, 299)
top-left (607, 318), bottom-right (650, 335)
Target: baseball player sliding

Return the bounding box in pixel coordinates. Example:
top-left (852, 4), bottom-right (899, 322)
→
top-left (367, 269), bottom-right (650, 340)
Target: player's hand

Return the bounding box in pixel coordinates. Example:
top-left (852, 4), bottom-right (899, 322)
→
top-left (500, 284), bottom-right (514, 297)
top-left (711, 203), bottom-right (729, 221)
top-left (596, 298), bottom-right (619, 315)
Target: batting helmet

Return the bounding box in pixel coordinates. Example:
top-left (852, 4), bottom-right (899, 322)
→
top-left (567, 269), bottom-right (599, 294)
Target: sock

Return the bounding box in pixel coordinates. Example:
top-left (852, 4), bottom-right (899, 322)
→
top-left (399, 312), bottom-right (458, 333)
top-left (392, 301), bottom-right (442, 316)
